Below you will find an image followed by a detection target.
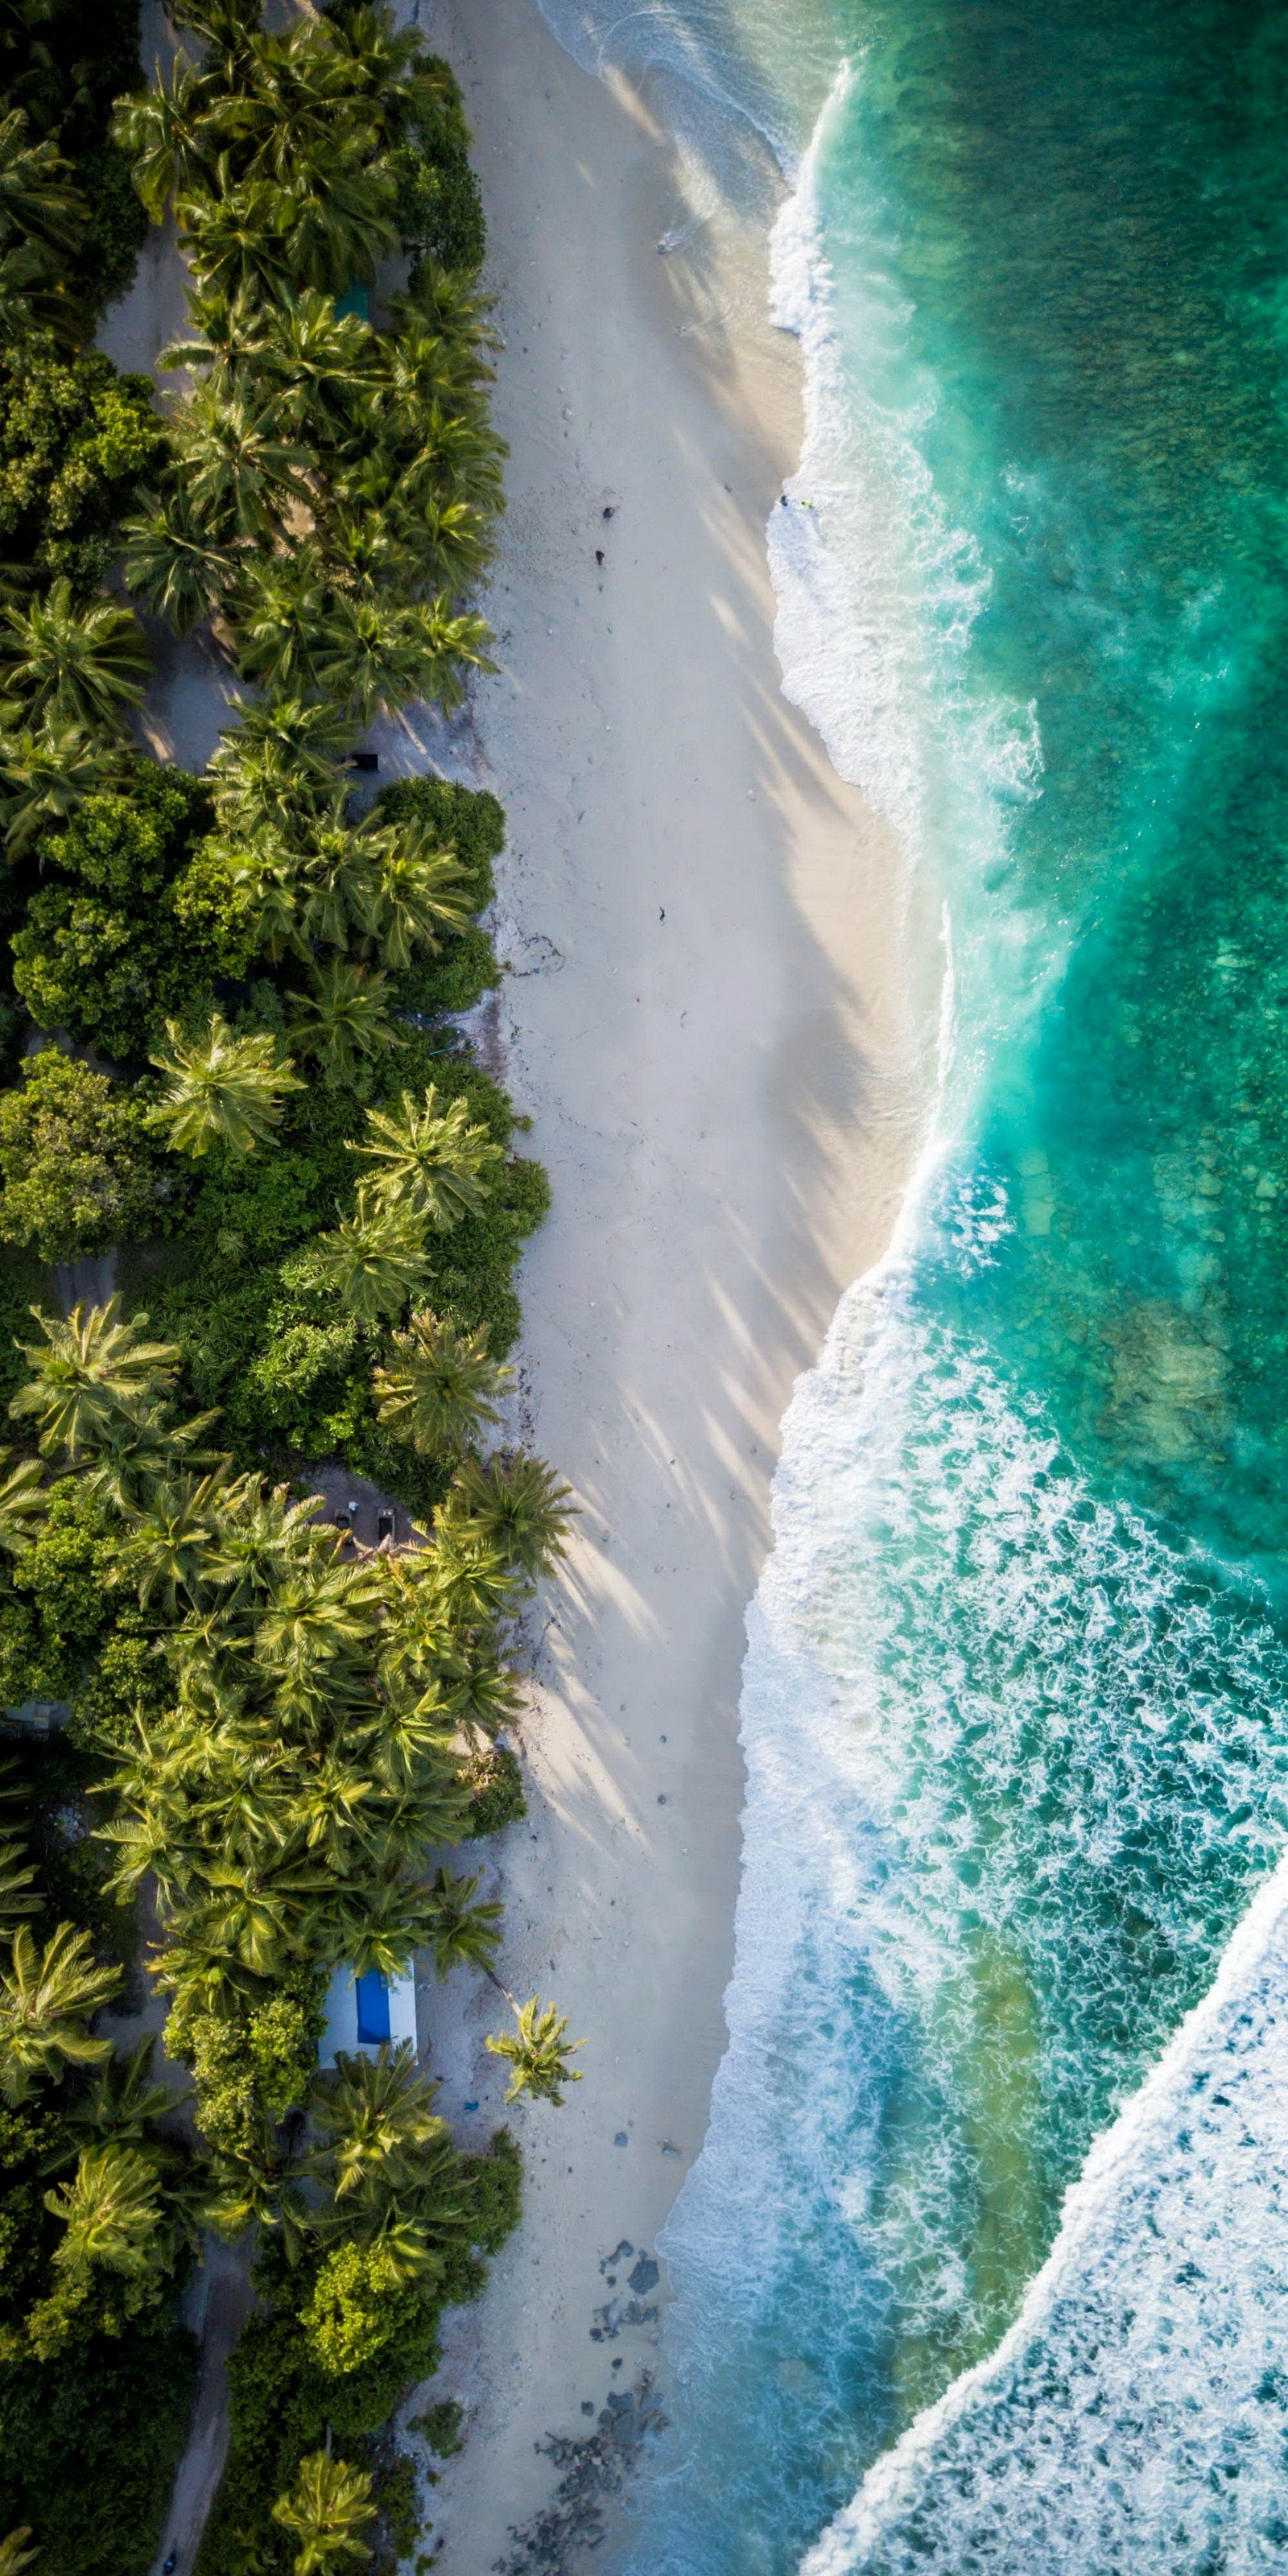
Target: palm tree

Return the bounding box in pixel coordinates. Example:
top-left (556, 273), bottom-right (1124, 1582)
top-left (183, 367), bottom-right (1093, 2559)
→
top-left (254, 1558), bottom-right (382, 1674)
top-left (0, 712), bottom-right (122, 856)
top-left (311, 592), bottom-right (493, 723)
top-left (425, 1865), bottom-right (502, 1978)
top-left (291, 809), bottom-right (376, 953)
top-left (486, 1997), bottom-right (584, 2107)
top-left (0, 580), bottom-right (151, 733)
top-left (0, 1922), bottom-right (122, 2104)
top-left (442, 1452), bottom-right (575, 1583)
top-left (0, 1834), bottom-right (39, 1926)
top-left (0, 1450), bottom-right (47, 1553)
top-left (271, 2452), bottom-right (375, 2575)
top-left (310, 2041), bottom-right (447, 2207)
top-left (177, 169), bottom-right (297, 307)
top-left (149, 1013), bottom-right (302, 1158)
top-left (352, 1087), bottom-right (502, 1232)
top-left (288, 957), bottom-right (399, 1088)
top-left (121, 489), bottom-right (241, 636)
top-left (317, 502), bottom-right (418, 604)
top-left (0, 2528), bottom-right (38, 2576)
top-left (373, 1309), bottom-right (510, 1455)
top-left (208, 693), bottom-right (354, 846)
top-left (10, 1300), bottom-right (182, 1464)
top-left (170, 384), bottom-right (312, 543)
top-left (53, 2034), bottom-right (176, 2158)
top-left (112, 56), bottom-right (237, 223)
top-left (354, 836), bottom-right (470, 972)
top-left (0, 712), bottom-right (123, 855)
top-left (0, 108), bottom-right (84, 259)
top-left (44, 2141), bottom-right (166, 2279)
top-left (240, 286), bottom-right (374, 438)
top-left (304, 1187), bottom-right (425, 1323)
top-left (233, 546), bottom-right (328, 699)
top-left (275, 149), bottom-right (398, 297)
top-left (78, 1397), bottom-right (222, 1519)
top-left (328, 1863), bottom-right (442, 1983)
top-left (117, 1468), bottom-right (229, 1615)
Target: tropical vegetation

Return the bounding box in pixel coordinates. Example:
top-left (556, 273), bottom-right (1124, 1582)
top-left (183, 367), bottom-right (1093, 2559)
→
top-left (0, 4), bottom-right (579, 2568)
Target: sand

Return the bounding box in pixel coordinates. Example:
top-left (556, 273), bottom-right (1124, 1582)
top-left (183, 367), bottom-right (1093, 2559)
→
top-left (411, 4), bottom-right (938, 2567)
top-left (101, 2), bottom-right (935, 2560)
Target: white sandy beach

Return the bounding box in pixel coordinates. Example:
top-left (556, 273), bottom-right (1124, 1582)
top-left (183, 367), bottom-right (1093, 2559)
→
top-left (414, 4), bottom-right (936, 2566)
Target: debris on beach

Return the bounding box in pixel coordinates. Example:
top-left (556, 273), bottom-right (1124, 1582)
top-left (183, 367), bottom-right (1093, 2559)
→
top-left (493, 2378), bottom-right (667, 2573)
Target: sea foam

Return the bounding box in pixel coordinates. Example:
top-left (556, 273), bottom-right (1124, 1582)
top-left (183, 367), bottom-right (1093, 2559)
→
top-left (804, 1838), bottom-right (1288, 2574)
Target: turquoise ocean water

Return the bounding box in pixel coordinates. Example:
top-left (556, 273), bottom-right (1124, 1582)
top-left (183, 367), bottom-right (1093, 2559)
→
top-left (535, 4), bottom-right (1288, 2567)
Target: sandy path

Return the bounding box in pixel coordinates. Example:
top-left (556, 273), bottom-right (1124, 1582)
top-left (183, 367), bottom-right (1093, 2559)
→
top-left (414, 4), bottom-right (936, 2567)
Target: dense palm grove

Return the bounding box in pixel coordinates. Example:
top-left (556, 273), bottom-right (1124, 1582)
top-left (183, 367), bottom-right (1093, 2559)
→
top-left (0, 3), bottom-right (576, 2568)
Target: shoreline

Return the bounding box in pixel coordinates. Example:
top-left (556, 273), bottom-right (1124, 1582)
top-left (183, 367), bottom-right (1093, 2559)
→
top-left (419, 3), bottom-right (938, 2566)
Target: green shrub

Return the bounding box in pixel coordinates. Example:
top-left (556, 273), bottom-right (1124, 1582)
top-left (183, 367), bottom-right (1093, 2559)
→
top-left (375, 778), bottom-right (506, 917)
top-left (0, 2316), bottom-right (198, 2576)
top-left (390, 923), bottom-right (500, 1021)
top-left (10, 766), bottom-right (222, 1060)
top-left (463, 1746), bottom-right (526, 1839)
top-left (391, 60), bottom-right (485, 275)
top-left (200, 2131), bottom-right (522, 2576)
top-left (0, 1246), bottom-right (46, 1419)
top-left (0, 1048), bottom-right (164, 1259)
top-left (167, 1974), bottom-right (327, 2158)
top-left (0, 337), bottom-right (162, 591)
top-left (411, 2398), bottom-right (464, 2458)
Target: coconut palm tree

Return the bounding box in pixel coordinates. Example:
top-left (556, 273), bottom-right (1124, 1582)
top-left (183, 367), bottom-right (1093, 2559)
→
top-left (0, 1922), bottom-right (122, 2104)
top-left (158, 282), bottom-right (266, 391)
top-left (304, 1187), bottom-right (425, 1323)
top-left (354, 832), bottom-right (469, 971)
top-left (177, 168), bottom-right (296, 307)
top-left (486, 1996), bottom-right (583, 2107)
top-left (276, 149), bottom-right (398, 297)
top-left (0, 1835), bottom-right (39, 1926)
top-left (254, 1558), bottom-right (382, 1675)
top-left (149, 1013), bottom-right (302, 1158)
top-left (0, 1450), bottom-right (47, 1553)
top-left (200, 1476), bottom-right (327, 1612)
top-left (0, 713), bottom-right (122, 856)
top-left (310, 2041), bottom-right (447, 2207)
top-left (0, 580), bottom-right (151, 733)
top-left (373, 1309), bottom-right (510, 1456)
top-left (78, 1397), bottom-right (222, 1519)
top-left (170, 384), bottom-right (312, 543)
top-left (288, 956), bottom-right (399, 1088)
top-left (51, 2035), bottom-right (176, 2161)
top-left (328, 1861), bottom-right (443, 1983)
top-left (208, 692), bottom-right (354, 835)
top-left (121, 489), bottom-right (241, 635)
top-left (318, 502), bottom-right (419, 604)
top-left (0, 108), bottom-right (83, 259)
top-left (116, 1468), bottom-right (230, 1616)
top-left (113, 56), bottom-right (238, 223)
top-left (290, 808), bottom-right (378, 954)
top-left (312, 592), bottom-right (493, 723)
top-left (442, 1451), bottom-right (575, 1583)
top-left (10, 1300), bottom-right (182, 1464)
top-left (44, 2141), bottom-right (167, 2280)
top-left (424, 1865), bottom-right (502, 1978)
top-left (0, 1761), bottom-right (38, 1930)
top-left (233, 546), bottom-right (328, 699)
top-left (240, 285), bottom-right (374, 438)
top-left (352, 1087), bottom-right (502, 1232)
top-left (271, 2451), bottom-right (375, 2575)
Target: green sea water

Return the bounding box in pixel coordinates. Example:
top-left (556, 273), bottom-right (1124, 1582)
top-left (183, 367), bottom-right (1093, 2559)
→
top-left (535, 2), bottom-right (1288, 2568)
